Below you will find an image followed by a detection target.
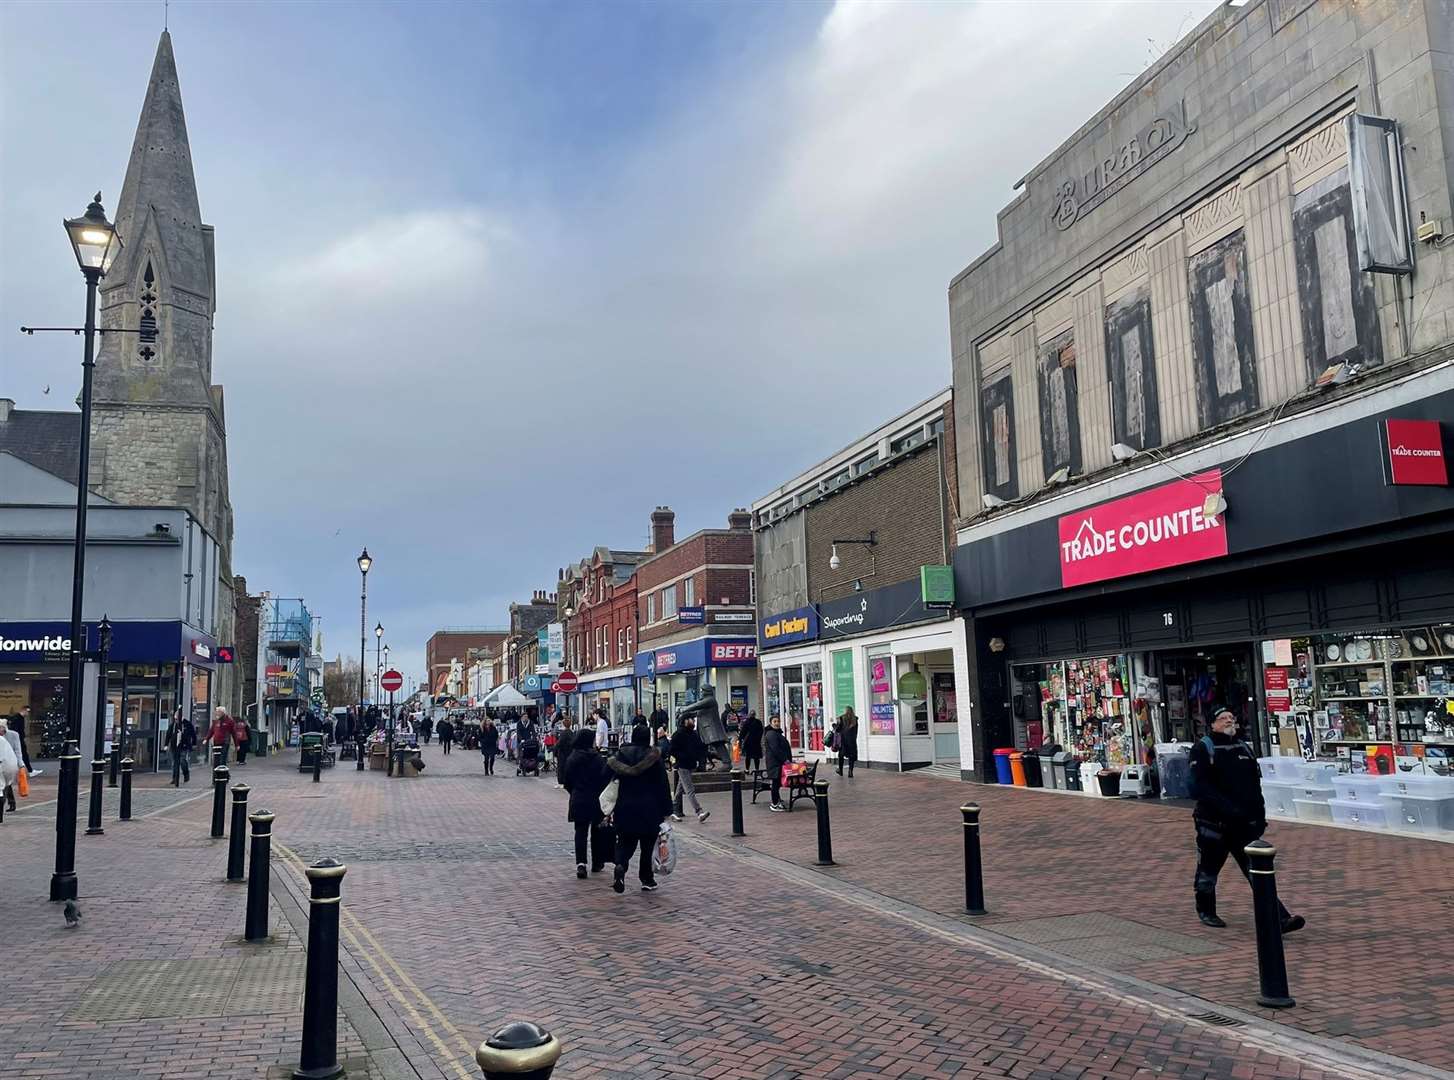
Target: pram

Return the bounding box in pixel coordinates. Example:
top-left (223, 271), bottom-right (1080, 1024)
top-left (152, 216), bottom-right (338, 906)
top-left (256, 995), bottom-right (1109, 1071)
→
top-left (518, 737), bottom-right (542, 776)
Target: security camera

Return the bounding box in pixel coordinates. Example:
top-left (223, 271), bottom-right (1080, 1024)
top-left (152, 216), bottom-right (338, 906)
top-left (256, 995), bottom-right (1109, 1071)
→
top-left (829, 546), bottom-right (841, 571)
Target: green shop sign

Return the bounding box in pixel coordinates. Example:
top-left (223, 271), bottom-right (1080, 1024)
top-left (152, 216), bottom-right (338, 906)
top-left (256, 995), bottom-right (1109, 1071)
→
top-left (832, 650), bottom-right (855, 715)
top-left (920, 564), bottom-right (955, 608)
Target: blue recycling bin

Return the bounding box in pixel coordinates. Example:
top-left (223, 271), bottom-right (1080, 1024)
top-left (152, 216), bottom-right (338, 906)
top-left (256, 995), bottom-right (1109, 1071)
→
top-left (993, 748), bottom-right (1015, 784)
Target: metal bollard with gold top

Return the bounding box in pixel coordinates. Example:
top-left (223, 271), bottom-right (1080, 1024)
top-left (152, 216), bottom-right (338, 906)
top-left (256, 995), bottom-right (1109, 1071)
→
top-left (476, 1021), bottom-right (561, 1080)
top-left (294, 858), bottom-right (347, 1080)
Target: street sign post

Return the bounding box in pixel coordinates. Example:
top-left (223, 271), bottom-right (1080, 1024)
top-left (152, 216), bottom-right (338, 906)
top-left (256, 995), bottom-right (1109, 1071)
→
top-left (554, 671), bottom-right (579, 693)
top-left (380, 670), bottom-right (403, 693)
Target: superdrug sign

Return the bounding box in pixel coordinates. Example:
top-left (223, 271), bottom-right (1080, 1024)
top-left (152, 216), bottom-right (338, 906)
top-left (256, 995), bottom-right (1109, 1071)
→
top-left (1057, 469), bottom-right (1228, 588)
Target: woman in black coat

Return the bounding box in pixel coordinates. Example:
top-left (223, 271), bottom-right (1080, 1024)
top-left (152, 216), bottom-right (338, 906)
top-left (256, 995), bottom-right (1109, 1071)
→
top-left (480, 719), bottom-right (500, 775)
top-left (763, 714), bottom-right (792, 811)
top-left (563, 732), bottom-right (614, 878)
top-left (607, 724), bottom-right (673, 893)
top-left (739, 711), bottom-right (764, 774)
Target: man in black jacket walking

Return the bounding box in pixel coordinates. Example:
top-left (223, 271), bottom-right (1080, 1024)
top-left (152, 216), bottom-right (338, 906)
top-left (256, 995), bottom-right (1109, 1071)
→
top-left (1189, 707), bottom-right (1304, 932)
top-left (668, 717), bottom-right (711, 823)
top-left (607, 724), bottom-right (672, 893)
top-left (554, 711), bottom-right (577, 787)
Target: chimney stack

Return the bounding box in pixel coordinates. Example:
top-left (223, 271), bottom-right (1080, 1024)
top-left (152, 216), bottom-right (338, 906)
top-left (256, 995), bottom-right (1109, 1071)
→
top-left (727, 508), bottom-right (752, 531)
top-left (650, 506), bottom-right (675, 553)
top-left (0, 398), bottom-right (13, 423)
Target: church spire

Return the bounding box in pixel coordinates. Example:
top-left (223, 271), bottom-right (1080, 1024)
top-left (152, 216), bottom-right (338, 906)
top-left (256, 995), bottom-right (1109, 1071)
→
top-left (111, 30), bottom-right (209, 298)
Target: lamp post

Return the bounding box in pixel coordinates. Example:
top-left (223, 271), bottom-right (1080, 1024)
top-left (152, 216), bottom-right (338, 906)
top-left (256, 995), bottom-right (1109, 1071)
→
top-left (357, 549), bottom-right (370, 735)
top-left (374, 623), bottom-right (384, 707)
top-left (45, 195), bottom-right (123, 902)
top-left (86, 616), bottom-right (113, 836)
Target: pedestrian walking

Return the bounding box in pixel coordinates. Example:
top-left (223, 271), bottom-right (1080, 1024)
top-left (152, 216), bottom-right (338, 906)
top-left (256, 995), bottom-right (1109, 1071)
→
top-left (11, 706), bottom-right (38, 777)
top-left (437, 717), bottom-right (454, 755)
top-left (1189, 706), bottom-right (1305, 933)
top-left (554, 712), bottom-right (577, 787)
top-left (167, 708), bottom-right (195, 785)
top-left (648, 704), bottom-right (669, 733)
top-left (208, 707), bottom-right (235, 765)
top-left (421, 715), bottom-right (434, 745)
top-left (763, 714), bottom-right (791, 812)
top-left (233, 714), bottom-right (251, 765)
top-left (563, 731), bottom-right (613, 878)
top-left (594, 709), bottom-right (610, 752)
top-left (739, 710), bottom-right (763, 775)
top-left (607, 724), bottom-right (672, 894)
top-left (480, 717), bottom-right (500, 775)
top-left (0, 719), bottom-right (21, 813)
top-left (668, 716), bottom-right (711, 823)
top-left (834, 707), bottom-right (859, 777)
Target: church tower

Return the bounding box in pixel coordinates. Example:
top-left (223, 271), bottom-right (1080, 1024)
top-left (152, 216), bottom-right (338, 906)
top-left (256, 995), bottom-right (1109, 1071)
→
top-left (91, 31), bottom-right (236, 699)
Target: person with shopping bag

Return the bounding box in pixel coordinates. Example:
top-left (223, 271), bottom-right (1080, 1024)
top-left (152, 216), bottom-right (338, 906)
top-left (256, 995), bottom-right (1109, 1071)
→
top-left (606, 723), bottom-right (672, 893)
top-left (763, 714), bottom-right (792, 812)
top-left (0, 718), bottom-right (22, 813)
top-left (563, 730), bottom-right (614, 879)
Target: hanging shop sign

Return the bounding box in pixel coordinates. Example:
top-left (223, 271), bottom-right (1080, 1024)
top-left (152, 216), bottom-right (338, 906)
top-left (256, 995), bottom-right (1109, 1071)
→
top-left (0, 620), bottom-right (214, 663)
top-left (1057, 469), bottom-right (1228, 588)
top-left (678, 606), bottom-right (706, 625)
top-left (758, 607), bottom-right (820, 648)
top-left (920, 565), bottom-right (955, 608)
top-left (1382, 419), bottom-right (1448, 486)
top-left (547, 622), bottom-right (565, 673)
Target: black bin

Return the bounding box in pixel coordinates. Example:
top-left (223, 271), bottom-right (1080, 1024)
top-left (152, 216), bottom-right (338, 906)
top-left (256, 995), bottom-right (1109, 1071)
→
top-left (1022, 753), bottom-right (1044, 787)
top-left (1063, 758), bottom-right (1083, 792)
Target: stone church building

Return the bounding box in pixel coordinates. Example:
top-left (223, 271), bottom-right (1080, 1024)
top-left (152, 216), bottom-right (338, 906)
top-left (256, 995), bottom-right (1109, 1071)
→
top-left (0, 30), bottom-right (239, 737)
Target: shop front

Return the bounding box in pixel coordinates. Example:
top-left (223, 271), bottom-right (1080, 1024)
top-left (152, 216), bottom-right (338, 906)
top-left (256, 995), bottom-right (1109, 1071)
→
top-left (956, 386), bottom-right (1454, 791)
top-left (574, 669), bottom-right (636, 729)
top-left (758, 586), bottom-right (971, 770)
top-left (0, 620), bottom-right (217, 772)
top-left (633, 636), bottom-right (758, 724)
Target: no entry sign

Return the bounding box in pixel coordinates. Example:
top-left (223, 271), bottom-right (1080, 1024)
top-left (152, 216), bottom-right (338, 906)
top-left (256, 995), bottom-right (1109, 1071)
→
top-left (554, 670), bottom-right (579, 693)
top-left (380, 669), bottom-right (403, 693)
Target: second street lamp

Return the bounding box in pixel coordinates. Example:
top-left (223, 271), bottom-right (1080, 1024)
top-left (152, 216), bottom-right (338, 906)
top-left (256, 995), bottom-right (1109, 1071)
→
top-left (357, 548), bottom-right (370, 735)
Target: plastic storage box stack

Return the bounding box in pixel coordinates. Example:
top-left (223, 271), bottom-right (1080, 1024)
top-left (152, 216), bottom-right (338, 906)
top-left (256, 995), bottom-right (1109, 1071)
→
top-left (1381, 774), bottom-right (1454, 835)
top-left (1258, 756), bottom-right (1304, 819)
top-left (1328, 775), bottom-right (1390, 829)
top-left (1288, 761), bottom-right (1337, 823)
top-left (1156, 743), bottom-right (1192, 799)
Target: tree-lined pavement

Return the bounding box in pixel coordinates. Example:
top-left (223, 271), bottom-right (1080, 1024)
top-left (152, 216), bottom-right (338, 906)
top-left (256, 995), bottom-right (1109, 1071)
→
top-left (1, 747), bottom-right (1447, 1080)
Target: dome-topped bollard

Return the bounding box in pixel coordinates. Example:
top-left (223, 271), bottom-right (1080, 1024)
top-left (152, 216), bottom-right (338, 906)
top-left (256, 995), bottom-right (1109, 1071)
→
top-left (475, 1021), bottom-right (562, 1080)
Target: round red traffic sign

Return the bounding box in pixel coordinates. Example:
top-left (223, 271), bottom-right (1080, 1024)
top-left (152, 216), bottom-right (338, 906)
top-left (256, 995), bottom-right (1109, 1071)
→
top-left (380, 669), bottom-right (404, 693)
top-left (554, 670), bottom-right (579, 693)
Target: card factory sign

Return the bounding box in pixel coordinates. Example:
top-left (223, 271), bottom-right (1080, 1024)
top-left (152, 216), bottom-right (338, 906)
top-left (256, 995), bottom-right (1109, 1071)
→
top-left (1057, 469), bottom-right (1228, 588)
top-left (1050, 101), bottom-right (1196, 231)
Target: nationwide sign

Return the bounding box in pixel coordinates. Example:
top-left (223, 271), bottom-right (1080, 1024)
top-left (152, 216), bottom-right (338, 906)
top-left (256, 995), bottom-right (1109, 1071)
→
top-left (0, 633), bottom-right (71, 654)
top-left (1057, 469), bottom-right (1228, 588)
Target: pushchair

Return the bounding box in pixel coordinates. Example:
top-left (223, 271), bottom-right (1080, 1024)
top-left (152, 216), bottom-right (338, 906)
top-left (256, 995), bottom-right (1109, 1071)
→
top-left (518, 737), bottom-right (542, 776)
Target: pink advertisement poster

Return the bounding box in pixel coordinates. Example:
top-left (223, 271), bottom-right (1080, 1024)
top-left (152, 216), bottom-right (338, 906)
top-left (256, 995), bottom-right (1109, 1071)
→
top-left (870, 658), bottom-right (890, 695)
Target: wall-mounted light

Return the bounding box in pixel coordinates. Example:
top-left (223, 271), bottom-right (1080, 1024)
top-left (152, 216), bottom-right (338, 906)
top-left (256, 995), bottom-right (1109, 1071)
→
top-left (982, 494), bottom-right (1007, 509)
top-left (1202, 491), bottom-right (1228, 523)
top-left (988, 637), bottom-right (1007, 653)
top-left (1046, 466), bottom-right (1071, 486)
top-left (1110, 443), bottom-right (1139, 462)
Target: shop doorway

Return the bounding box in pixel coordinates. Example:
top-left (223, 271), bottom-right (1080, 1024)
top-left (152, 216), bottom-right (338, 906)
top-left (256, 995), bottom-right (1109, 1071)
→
top-left (1157, 647), bottom-right (1259, 749)
top-left (931, 670), bottom-right (958, 764)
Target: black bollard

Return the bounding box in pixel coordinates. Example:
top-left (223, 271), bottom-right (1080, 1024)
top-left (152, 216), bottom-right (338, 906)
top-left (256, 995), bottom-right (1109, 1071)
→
top-left (1245, 840), bottom-right (1294, 1008)
top-left (476, 1021), bottom-right (562, 1080)
top-left (730, 769), bottom-right (746, 837)
top-left (119, 757), bottom-right (134, 822)
top-left (355, 736), bottom-right (365, 771)
top-left (211, 764), bottom-right (230, 838)
top-left (312, 747), bottom-right (322, 784)
top-left (86, 758), bottom-right (106, 835)
top-left (109, 746), bottom-right (119, 788)
top-left (294, 858), bottom-right (348, 1080)
top-left (227, 784), bottom-right (250, 882)
top-left (244, 809), bottom-right (274, 942)
top-left (813, 778), bottom-right (834, 866)
top-left (961, 803), bottom-right (986, 916)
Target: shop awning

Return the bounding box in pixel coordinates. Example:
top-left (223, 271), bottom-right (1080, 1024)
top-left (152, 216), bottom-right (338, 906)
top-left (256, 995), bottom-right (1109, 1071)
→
top-left (482, 684), bottom-right (532, 708)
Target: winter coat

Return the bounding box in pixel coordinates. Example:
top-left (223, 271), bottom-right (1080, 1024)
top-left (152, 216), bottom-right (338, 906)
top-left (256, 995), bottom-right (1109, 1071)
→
top-left (563, 747), bottom-right (613, 824)
top-left (1189, 731), bottom-right (1266, 832)
top-left (739, 715), bottom-right (764, 758)
top-left (764, 727), bottom-right (792, 776)
top-left (607, 745), bottom-right (672, 835)
top-left (0, 731), bottom-right (19, 789)
top-left (835, 714), bottom-right (859, 761)
top-left (166, 719), bottom-right (196, 753)
top-left (437, 720), bottom-right (454, 743)
top-left (669, 727), bottom-right (708, 772)
top-left (481, 724), bottom-right (500, 755)
top-left (208, 714), bottom-right (234, 745)
top-left (554, 726), bottom-right (577, 763)
top-left (233, 719), bottom-right (250, 747)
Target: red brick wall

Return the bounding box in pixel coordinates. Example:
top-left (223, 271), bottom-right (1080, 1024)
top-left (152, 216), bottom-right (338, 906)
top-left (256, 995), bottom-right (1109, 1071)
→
top-left (637, 529), bottom-right (754, 645)
top-left (427, 631), bottom-right (507, 688)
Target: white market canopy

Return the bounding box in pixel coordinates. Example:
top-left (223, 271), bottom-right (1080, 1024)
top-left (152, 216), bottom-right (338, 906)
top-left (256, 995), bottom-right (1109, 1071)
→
top-left (482, 684), bottom-right (532, 708)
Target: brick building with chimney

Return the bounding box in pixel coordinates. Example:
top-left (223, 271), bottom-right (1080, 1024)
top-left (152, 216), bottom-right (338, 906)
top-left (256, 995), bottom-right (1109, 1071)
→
top-left (633, 506), bottom-right (758, 723)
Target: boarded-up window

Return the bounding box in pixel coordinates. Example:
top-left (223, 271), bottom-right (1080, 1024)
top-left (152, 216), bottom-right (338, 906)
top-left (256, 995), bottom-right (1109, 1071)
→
top-left (980, 373), bottom-right (1017, 500)
top-left (1188, 231), bottom-right (1258, 426)
top-left (1037, 329), bottom-right (1081, 478)
top-left (1293, 169), bottom-right (1382, 377)
top-left (1104, 289), bottom-right (1160, 450)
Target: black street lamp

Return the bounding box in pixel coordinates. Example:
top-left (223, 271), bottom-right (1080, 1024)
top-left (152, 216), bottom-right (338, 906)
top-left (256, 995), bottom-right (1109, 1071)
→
top-left (357, 548), bottom-right (371, 729)
top-left (86, 615), bottom-right (113, 836)
top-left (40, 194), bottom-right (123, 902)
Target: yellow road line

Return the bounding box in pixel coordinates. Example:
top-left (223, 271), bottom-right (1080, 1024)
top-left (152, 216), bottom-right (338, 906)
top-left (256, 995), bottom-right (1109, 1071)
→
top-left (273, 840), bottom-right (476, 1080)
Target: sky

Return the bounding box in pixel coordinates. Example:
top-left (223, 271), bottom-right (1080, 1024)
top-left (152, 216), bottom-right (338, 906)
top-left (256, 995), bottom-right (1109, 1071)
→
top-left (0, 0), bottom-right (1220, 683)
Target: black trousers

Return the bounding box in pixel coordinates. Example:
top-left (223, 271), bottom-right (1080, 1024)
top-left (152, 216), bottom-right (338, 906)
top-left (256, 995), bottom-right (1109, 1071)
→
top-left (613, 829), bottom-right (657, 884)
top-left (573, 818), bottom-right (609, 869)
top-left (1194, 819), bottom-right (1289, 917)
top-left (483, 752), bottom-right (496, 774)
top-left (441, 738), bottom-right (452, 755)
top-left (171, 750), bottom-right (190, 784)
top-left (745, 754), bottom-right (761, 774)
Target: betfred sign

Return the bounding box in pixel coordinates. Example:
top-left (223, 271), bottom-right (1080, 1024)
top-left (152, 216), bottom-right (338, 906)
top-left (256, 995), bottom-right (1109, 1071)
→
top-left (1058, 469), bottom-right (1228, 588)
top-left (709, 641), bottom-right (756, 664)
top-left (1383, 419), bottom-right (1448, 486)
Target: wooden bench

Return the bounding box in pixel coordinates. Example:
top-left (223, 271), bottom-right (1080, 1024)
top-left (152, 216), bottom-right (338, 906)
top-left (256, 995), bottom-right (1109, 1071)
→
top-left (750, 760), bottom-right (818, 810)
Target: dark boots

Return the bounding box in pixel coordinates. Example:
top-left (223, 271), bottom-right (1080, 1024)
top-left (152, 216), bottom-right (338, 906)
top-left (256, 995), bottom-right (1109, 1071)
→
top-left (1196, 891), bottom-right (1226, 928)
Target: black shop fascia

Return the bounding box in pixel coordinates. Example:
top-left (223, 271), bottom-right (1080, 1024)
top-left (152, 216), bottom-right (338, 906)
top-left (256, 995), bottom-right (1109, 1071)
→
top-left (952, 378), bottom-right (1454, 783)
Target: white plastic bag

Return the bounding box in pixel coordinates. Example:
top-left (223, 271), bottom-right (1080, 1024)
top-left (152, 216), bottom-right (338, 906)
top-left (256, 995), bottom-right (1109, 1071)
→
top-left (598, 778), bottom-right (619, 816)
top-left (652, 824), bottom-right (677, 876)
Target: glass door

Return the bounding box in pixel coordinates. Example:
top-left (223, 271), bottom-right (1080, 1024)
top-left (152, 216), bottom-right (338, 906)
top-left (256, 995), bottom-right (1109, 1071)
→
top-left (804, 661), bottom-right (824, 752)
top-left (932, 671), bottom-right (958, 763)
top-left (782, 665), bottom-right (805, 752)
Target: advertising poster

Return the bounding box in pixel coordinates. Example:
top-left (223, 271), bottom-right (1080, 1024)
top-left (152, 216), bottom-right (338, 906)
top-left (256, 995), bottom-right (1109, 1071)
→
top-left (870, 702), bottom-right (896, 736)
top-left (832, 650), bottom-right (855, 716)
top-left (870, 657), bottom-right (891, 695)
top-left (730, 686), bottom-right (748, 713)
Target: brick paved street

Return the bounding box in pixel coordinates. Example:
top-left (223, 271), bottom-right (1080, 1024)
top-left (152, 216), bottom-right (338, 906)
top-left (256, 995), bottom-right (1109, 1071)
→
top-left (1, 748), bottom-right (1447, 1080)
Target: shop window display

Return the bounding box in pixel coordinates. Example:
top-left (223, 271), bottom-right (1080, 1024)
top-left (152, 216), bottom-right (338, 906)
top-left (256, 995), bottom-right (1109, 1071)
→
top-left (1010, 656), bottom-right (1134, 765)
